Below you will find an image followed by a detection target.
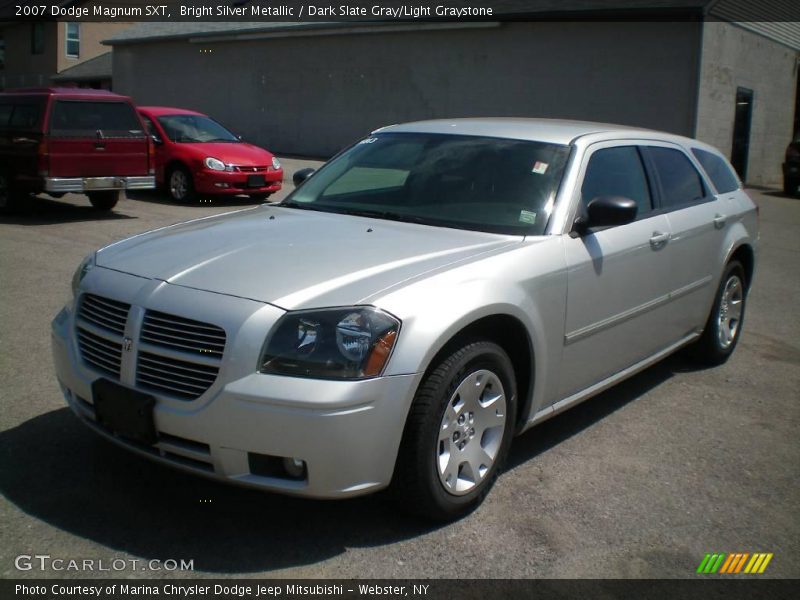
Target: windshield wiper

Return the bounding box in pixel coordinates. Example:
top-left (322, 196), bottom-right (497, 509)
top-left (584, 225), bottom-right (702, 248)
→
top-left (335, 208), bottom-right (432, 226)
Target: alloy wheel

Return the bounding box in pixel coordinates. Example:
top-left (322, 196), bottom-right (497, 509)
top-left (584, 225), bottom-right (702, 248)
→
top-left (437, 369), bottom-right (507, 495)
top-left (169, 170), bottom-right (189, 201)
top-left (718, 274), bottom-right (743, 349)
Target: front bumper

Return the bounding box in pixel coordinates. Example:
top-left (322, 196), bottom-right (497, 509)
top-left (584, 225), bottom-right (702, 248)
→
top-left (51, 274), bottom-right (420, 499)
top-left (194, 169), bottom-right (283, 196)
top-left (45, 176), bottom-right (155, 193)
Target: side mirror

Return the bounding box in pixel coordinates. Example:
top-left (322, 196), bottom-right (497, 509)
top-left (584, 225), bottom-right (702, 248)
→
top-left (574, 196), bottom-right (637, 234)
top-left (236, 134), bottom-right (243, 141)
top-left (150, 134), bottom-right (163, 145)
top-left (293, 168), bottom-right (316, 187)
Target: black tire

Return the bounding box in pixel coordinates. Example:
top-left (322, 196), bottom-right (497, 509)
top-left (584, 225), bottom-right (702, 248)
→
top-left (87, 191), bottom-right (120, 211)
top-left (688, 261), bottom-right (747, 366)
top-left (392, 340), bottom-right (517, 521)
top-left (0, 171), bottom-right (23, 213)
top-left (249, 193), bottom-right (272, 202)
top-left (167, 165), bottom-right (195, 203)
top-left (783, 177), bottom-right (799, 197)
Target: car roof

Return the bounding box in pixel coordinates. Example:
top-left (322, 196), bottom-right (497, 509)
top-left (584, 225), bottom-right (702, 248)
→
top-left (138, 106), bottom-right (205, 117)
top-left (376, 118), bottom-right (674, 146)
top-left (0, 87), bottom-right (130, 100)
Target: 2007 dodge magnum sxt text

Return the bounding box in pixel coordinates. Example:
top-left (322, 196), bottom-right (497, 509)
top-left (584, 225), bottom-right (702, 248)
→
top-left (52, 119), bottom-right (757, 519)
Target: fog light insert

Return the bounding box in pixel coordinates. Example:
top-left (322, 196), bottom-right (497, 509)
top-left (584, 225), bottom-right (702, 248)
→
top-left (214, 182), bottom-right (230, 188)
top-left (248, 452), bottom-right (307, 481)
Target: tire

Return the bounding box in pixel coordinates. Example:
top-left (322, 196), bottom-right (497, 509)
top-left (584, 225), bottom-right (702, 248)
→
top-left (0, 171), bottom-right (23, 213)
top-left (688, 261), bottom-right (747, 366)
top-left (87, 191), bottom-right (120, 211)
top-left (167, 165), bottom-right (195, 203)
top-left (783, 177), bottom-right (799, 197)
top-left (249, 193), bottom-right (272, 202)
top-left (392, 340), bottom-right (517, 521)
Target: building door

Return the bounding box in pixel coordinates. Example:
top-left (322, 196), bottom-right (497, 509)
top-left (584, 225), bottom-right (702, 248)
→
top-left (730, 87), bottom-right (753, 182)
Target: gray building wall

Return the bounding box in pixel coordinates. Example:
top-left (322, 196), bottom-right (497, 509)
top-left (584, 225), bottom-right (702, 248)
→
top-left (695, 21), bottom-right (798, 187)
top-left (113, 21), bottom-right (702, 157)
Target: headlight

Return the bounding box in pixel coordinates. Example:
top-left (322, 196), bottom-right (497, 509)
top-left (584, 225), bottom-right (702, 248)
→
top-left (271, 156), bottom-right (281, 170)
top-left (204, 157), bottom-right (230, 171)
top-left (259, 307), bottom-right (400, 379)
top-left (71, 253), bottom-right (95, 297)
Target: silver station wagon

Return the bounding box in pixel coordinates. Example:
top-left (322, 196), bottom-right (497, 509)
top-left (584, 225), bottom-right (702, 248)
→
top-left (52, 119), bottom-right (758, 520)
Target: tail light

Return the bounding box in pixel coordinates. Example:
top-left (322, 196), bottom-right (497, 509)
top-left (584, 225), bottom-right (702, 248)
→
top-left (37, 139), bottom-right (49, 177)
top-left (147, 137), bottom-right (155, 175)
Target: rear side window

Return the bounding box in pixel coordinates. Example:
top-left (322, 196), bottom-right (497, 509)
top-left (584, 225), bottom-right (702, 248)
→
top-left (581, 146), bottom-right (653, 217)
top-left (0, 103), bottom-right (11, 130)
top-left (691, 148), bottom-right (740, 194)
top-left (7, 102), bottom-right (43, 131)
top-left (49, 101), bottom-right (144, 137)
top-left (646, 147), bottom-right (707, 208)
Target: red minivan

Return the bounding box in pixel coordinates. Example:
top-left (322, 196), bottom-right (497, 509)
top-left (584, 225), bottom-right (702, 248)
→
top-left (0, 88), bottom-right (155, 211)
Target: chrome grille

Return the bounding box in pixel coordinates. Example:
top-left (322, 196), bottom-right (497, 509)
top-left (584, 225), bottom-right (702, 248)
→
top-left (141, 310), bottom-right (225, 357)
top-left (75, 294), bottom-right (130, 377)
top-left (78, 294), bottom-right (130, 335)
top-left (136, 310), bottom-right (226, 400)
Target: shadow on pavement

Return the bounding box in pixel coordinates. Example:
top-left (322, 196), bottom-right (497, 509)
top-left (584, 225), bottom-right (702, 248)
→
top-left (0, 196), bottom-right (136, 225)
top-left (1, 355), bottom-right (689, 574)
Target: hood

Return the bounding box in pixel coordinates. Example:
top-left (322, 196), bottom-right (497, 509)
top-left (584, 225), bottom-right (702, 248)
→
top-left (95, 207), bottom-right (521, 310)
top-left (183, 142), bottom-right (274, 166)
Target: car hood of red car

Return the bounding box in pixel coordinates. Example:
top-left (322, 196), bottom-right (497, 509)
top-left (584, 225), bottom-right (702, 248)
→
top-left (182, 142), bottom-right (276, 167)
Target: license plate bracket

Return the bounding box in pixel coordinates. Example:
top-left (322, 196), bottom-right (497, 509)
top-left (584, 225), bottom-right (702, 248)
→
top-left (247, 174), bottom-right (266, 188)
top-left (92, 379), bottom-right (157, 446)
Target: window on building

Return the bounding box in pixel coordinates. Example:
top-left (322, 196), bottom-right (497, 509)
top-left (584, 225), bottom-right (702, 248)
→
top-left (31, 23), bottom-right (44, 54)
top-left (65, 23), bottom-right (80, 58)
top-left (691, 148), bottom-right (740, 194)
top-left (581, 146), bottom-right (653, 217)
top-left (645, 147), bottom-right (707, 208)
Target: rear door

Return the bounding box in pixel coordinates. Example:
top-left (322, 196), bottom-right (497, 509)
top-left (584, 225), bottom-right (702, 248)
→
top-left (642, 144), bottom-right (725, 334)
top-left (47, 99), bottom-right (148, 177)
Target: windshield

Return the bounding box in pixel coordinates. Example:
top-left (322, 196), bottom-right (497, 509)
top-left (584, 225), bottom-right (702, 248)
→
top-left (282, 133), bottom-right (570, 235)
top-left (157, 114), bottom-right (238, 143)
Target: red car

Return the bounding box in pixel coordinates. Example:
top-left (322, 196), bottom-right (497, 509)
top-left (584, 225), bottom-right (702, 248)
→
top-left (138, 107), bottom-right (283, 202)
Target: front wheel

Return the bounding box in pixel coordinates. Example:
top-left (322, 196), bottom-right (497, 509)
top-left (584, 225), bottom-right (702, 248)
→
top-left (392, 340), bottom-right (517, 521)
top-left (688, 261), bottom-right (747, 365)
top-left (87, 191), bottom-right (120, 211)
top-left (784, 177), bottom-right (799, 197)
top-left (167, 166), bottom-right (195, 203)
top-left (0, 171), bottom-right (23, 213)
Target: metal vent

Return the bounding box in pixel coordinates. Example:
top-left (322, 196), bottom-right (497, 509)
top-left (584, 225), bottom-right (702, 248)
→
top-left (136, 310), bottom-right (226, 400)
top-left (75, 294), bottom-right (130, 377)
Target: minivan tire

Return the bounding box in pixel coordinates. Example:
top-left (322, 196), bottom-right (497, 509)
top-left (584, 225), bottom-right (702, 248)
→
top-left (392, 340), bottom-right (517, 521)
top-left (784, 177), bottom-right (799, 197)
top-left (87, 191), bottom-right (120, 211)
top-left (0, 171), bottom-right (22, 213)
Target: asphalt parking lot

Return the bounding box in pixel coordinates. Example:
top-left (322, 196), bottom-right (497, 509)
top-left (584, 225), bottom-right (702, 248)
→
top-left (0, 166), bottom-right (797, 579)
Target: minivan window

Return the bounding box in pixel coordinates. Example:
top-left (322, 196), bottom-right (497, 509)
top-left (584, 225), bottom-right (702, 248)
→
top-left (8, 103), bottom-right (43, 130)
top-left (646, 147), bottom-right (707, 208)
top-left (691, 148), bottom-right (740, 194)
top-left (581, 146), bottom-right (652, 216)
top-left (50, 101), bottom-right (143, 137)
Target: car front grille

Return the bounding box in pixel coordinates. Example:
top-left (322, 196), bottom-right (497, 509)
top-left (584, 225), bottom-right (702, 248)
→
top-left (75, 294), bottom-right (130, 378)
top-left (136, 310), bottom-right (226, 400)
top-left (233, 165), bottom-right (269, 173)
top-left (74, 294), bottom-right (226, 401)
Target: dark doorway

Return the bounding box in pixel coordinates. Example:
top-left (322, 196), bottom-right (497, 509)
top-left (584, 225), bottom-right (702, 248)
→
top-left (731, 87), bottom-right (753, 182)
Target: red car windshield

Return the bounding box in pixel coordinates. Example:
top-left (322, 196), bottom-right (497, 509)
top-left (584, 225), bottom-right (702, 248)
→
top-left (157, 114), bottom-right (238, 143)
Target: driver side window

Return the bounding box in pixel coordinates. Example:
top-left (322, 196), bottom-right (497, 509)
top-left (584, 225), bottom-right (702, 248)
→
top-left (581, 146), bottom-right (653, 218)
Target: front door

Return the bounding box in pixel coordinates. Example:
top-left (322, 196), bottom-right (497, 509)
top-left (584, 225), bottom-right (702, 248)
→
top-left (559, 143), bottom-right (676, 399)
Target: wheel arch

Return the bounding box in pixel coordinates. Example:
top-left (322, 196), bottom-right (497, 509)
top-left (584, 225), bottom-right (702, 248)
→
top-left (727, 243), bottom-right (755, 291)
top-left (415, 313), bottom-right (536, 433)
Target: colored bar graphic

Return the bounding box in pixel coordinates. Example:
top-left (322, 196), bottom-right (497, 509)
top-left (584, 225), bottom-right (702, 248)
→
top-left (699, 552), bottom-right (773, 575)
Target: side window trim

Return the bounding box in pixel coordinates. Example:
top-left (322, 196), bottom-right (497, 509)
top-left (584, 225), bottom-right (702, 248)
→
top-left (639, 144), bottom-right (715, 215)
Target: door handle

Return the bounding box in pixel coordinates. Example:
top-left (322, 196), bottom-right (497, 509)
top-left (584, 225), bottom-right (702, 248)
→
top-left (713, 214), bottom-right (727, 229)
top-left (12, 137), bottom-right (36, 144)
top-left (649, 231), bottom-right (670, 249)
